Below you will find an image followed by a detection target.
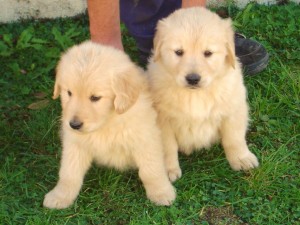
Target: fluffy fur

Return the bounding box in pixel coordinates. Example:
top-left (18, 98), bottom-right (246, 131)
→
top-left (147, 7), bottom-right (259, 182)
top-left (43, 41), bottom-right (175, 209)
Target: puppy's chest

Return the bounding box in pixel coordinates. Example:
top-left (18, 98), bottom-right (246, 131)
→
top-left (167, 95), bottom-right (224, 123)
top-left (86, 132), bottom-right (136, 170)
top-left (167, 97), bottom-right (224, 148)
top-left (171, 104), bottom-right (223, 133)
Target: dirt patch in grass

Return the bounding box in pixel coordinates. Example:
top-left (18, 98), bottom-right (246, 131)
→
top-left (200, 206), bottom-right (248, 225)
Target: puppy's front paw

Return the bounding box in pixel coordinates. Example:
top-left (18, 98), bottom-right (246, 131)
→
top-left (147, 184), bottom-right (176, 206)
top-left (167, 166), bottom-right (182, 182)
top-left (43, 187), bottom-right (75, 209)
top-left (228, 151), bottom-right (259, 171)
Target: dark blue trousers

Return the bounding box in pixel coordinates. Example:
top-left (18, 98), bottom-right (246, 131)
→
top-left (120, 0), bottom-right (181, 55)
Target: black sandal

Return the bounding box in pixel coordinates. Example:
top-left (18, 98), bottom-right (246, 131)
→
top-left (235, 33), bottom-right (269, 75)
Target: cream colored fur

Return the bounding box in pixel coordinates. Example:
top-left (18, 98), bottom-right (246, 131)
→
top-left (147, 7), bottom-right (259, 182)
top-left (43, 41), bottom-right (175, 209)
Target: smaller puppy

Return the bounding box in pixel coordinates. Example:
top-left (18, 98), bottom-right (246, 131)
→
top-left (147, 7), bottom-right (259, 182)
top-left (43, 41), bottom-right (175, 209)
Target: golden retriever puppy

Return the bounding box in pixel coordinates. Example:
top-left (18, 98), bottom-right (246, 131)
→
top-left (147, 7), bottom-right (259, 182)
top-left (43, 41), bottom-right (175, 209)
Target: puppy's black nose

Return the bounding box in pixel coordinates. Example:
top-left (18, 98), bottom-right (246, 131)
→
top-left (69, 119), bottom-right (83, 130)
top-left (186, 73), bottom-right (201, 85)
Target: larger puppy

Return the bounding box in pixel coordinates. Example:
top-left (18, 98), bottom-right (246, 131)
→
top-left (43, 41), bottom-right (175, 209)
top-left (147, 7), bottom-right (259, 182)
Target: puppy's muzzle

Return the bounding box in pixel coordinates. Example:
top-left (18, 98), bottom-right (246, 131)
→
top-left (69, 118), bottom-right (83, 130)
top-left (185, 73), bottom-right (201, 87)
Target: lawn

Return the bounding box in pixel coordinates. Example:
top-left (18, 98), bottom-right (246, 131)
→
top-left (0, 2), bottom-right (299, 224)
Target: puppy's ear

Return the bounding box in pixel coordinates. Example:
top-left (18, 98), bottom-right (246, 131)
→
top-left (52, 79), bottom-right (60, 99)
top-left (226, 42), bottom-right (235, 69)
top-left (112, 65), bottom-right (144, 114)
top-left (52, 62), bottom-right (62, 99)
top-left (153, 20), bottom-right (165, 61)
top-left (224, 18), bottom-right (236, 69)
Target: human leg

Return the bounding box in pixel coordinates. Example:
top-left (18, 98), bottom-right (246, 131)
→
top-left (120, 0), bottom-right (181, 63)
top-left (87, 0), bottom-right (123, 50)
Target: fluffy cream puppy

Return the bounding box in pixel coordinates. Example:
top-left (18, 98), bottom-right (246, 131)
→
top-left (43, 41), bottom-right (175, 209)
top-left (147, 7), bottom-right (259, 182)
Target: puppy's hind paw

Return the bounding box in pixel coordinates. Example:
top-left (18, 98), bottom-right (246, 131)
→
top-left (228, 151), bottom-right (259, 171)
top-left (168, 167), bottom-right (182, 182)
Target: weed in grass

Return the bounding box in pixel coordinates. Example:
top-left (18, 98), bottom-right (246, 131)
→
top-left (1, 3), bottom-right (299, 224)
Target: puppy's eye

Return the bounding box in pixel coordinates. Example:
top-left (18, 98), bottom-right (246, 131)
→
top-left (204, 50), bottom-right (213, 58)
top-left (90, 95), bottom-right (101, 102)
top-left (175, 49), bottom-right (184, 56)
top-left (67, 90), bottom-right (72, 97)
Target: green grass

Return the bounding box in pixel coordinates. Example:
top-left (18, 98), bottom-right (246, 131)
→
top-left (1, 2), bottom-right (299, 224)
